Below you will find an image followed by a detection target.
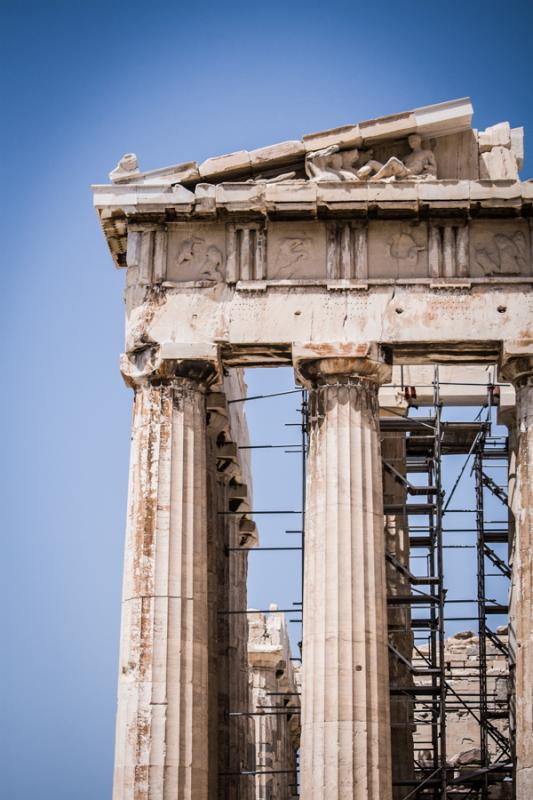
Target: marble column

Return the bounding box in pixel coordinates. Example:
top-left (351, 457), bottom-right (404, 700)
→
top-left (501, 353), bottom-right (533, 799)
top-left (113, 370), bottom-right (213, 800)
top-left (297, 354), bottom-right (393, 800)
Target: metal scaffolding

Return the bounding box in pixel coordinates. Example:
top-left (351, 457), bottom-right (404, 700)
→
top-left (220, 368), bottom-right (513, 798)
top-left (219, 384), bottom-right (307, 798)
top-left (387, 369), bottom-right (512, 799)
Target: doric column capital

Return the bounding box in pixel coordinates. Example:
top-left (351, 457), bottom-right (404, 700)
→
top-left (499, 340), bottom-right (533, 387)
top-left (120, 341), bottom-right (222, 390)
top-left (292, 342), bottom-right (392, 388)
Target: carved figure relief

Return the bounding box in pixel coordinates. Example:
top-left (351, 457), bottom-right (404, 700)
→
top-left (389, 232), bottom-right (424, 268)
top-left (274, 237), bottom-right (312, 278)
top-left (368, 221), bottom-right (428, 279)
top-left (305, 145), bottom-right (360, 181)
top-left (267, 222), bottom-right (326, 280)
top-left (366, 135), bottom-right (437, 181)
top-left (176, 237), bottom-right (224, 280)
top-left (474, 232), bottom-right (528, 275)
top-left (305, 135), bottom-right (437, 182)
top-left (246, 172), bottom-right (296, 183)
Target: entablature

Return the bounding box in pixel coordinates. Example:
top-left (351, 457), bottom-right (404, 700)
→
top-left (94, 98), bottom-right (532, 375)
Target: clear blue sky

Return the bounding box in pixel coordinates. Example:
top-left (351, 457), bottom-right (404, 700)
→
top-left (2, 1), bottom-right (531, 797)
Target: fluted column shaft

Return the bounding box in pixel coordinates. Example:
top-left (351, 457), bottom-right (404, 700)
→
top-left (300, 369), bottom-right (392, 799)
top-left (113, 377), bottom-right (210, 800)
top-left (505, 369), bottom-right (533, 798)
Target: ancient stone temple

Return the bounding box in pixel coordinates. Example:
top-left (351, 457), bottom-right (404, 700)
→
top-left (93, 98), bottom-right (532, 799)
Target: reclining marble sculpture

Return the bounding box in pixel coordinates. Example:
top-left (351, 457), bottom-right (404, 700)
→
top-left (305, 133), bottom-right (437, 182)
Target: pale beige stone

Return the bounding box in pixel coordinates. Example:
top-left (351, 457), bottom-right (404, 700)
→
top-left (432, 130), bottom-right (480, 180)
top-left (215, 182), bottom-right (265, 212)
top-left (302, 123), bottom-right (362, 153)
top-left (511, 127), bottom-right (525, 170)
top-left (414, 97), bottom-right (473, 137)
top-left (134, 162), bottom-right (200, 186)
top-left (248, 608), bottom-right (300, 800)
top-left (250, 139), bottom-right (306, 168)
top-left (360, 110), bottom-right (415, 142)
top-left (469, 180), bottom-right (522, 200)
top-left (315, 181), bottom-right (368, 208)
top-left (325, 222), bottom-right (368, 280)
top-left (166, 222), bottom-right (227, 283)
top-left (298, 356), bottom-right (392, 800)
top-left (500, 350), bottom-right (533, 799)
top-left (110, 152), bottom-right (140, 182)
top-left (418, 180), bottom-right (470, 200)
top-left (469, 220), bottom-right (530, 277)
top-left (479, 122), bottom-right (512, 152)
top-left (194, 183), bottom-right (216, 215)
top-left (113, 378), bottom-right (211, 800)
top-left (413, 631), bottom-right (510, 768)
top-left (366, 181), bottom-right (419, 201)
top-left (266, 221), bottom-right (326, 279)
top-left (264, 180), bottom-right (317, 213)
top-left (199, 150), bottom-right (251, 180)
top-left (367, 221), bottom-right (428, 279)
top-left (480, 147), bottom-right (519, 180)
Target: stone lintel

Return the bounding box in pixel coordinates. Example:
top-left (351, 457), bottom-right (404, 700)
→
top-left (384, 364), bottom-right (515, 410)
top-left (222, 341), bottom-right (502, 369)
top-left (292, 341), bottom-right (392, 387)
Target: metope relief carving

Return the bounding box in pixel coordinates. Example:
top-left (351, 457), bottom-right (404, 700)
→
top-left (274, 237), bottom-right (312, 277)
top-left (368, 222), bottom-right (428, 279)
top-left (166, 223), bottom-right (226, 282)
top-left (475, 233), bottom-right (527, 275)
top-left (389, 232), bottom-right (422, 269)
top-left (267, 222), bottom-right (327, 280)
top-left (305, 135), bottom-right (437, 183)
top-left (176, 238), bottom-right (224, 280)
top-left (469, 221), bottom-right (531, 277)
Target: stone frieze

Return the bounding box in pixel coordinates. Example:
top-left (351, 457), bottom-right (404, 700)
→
top-left (127, 219), bottom-right (533, 287)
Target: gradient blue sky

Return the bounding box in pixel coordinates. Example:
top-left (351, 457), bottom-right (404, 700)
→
top-left (3, 1), bottom-right (532, 797)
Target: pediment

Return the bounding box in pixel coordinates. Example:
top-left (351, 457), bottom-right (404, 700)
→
top-left (106, 98), bottom-right (524, 187)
